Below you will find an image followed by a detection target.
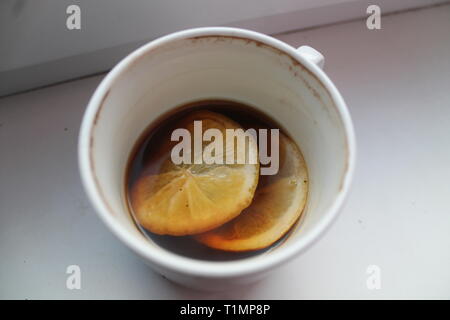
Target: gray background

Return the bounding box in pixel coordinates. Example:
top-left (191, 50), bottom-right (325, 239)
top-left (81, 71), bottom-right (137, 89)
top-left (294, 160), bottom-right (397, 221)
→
top-left (1, 0), bottom-right (446, 96)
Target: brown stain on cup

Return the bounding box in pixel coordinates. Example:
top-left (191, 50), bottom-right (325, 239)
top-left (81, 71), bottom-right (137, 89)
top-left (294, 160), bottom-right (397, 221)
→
top-left (89, 88), bottom-right (117, 216)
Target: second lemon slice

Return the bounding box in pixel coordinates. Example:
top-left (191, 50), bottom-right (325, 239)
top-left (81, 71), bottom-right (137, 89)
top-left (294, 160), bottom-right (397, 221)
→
top-left (130, 110), bottom-right (260, 236)
top-left (195, 132), bottom-right (308, 251)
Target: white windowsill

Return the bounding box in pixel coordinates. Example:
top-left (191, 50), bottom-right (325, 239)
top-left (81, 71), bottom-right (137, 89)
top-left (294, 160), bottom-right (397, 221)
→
top-left (0, 4), bottom-right (449, 299)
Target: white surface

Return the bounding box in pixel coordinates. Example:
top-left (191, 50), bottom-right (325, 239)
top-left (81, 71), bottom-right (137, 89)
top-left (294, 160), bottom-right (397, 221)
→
top-left (1, 4), bottom-right (450, 299)
top-left (1, 0), bottom-right (447, 96)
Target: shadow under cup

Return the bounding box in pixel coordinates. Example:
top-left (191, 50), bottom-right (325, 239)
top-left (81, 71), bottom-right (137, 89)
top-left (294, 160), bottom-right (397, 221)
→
top-left (83, 34), bottom-right (351, 284)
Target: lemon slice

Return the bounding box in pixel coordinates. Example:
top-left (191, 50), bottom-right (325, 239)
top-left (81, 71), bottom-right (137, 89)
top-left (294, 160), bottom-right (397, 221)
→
top-left (195, 132), bottom-right (308, 251)
top-left (130, 111), bottom-right (260, 236)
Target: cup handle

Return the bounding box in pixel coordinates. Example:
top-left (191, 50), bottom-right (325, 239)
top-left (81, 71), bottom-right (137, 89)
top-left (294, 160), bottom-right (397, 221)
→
top-left (297, 46), bottom-right (325, 69)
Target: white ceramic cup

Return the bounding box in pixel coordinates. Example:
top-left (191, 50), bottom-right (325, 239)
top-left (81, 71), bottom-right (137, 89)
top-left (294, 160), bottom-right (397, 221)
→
top-left (79, 27), bottom-right (356, 291)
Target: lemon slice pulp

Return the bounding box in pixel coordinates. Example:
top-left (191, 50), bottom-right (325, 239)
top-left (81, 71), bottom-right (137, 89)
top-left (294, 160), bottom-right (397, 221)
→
top-left (130, 111), bottom-right (260, 236)
top-left (195, 132), bottom-right (308, 251)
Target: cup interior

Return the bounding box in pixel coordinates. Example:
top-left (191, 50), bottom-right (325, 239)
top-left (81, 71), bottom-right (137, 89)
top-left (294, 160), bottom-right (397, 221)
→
top-left (83, 33), bottom-right (351, 266)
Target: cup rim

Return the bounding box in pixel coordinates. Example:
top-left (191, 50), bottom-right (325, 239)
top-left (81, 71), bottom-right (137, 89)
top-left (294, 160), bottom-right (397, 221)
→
top-left (78, 27), bottom-right (356, 278)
